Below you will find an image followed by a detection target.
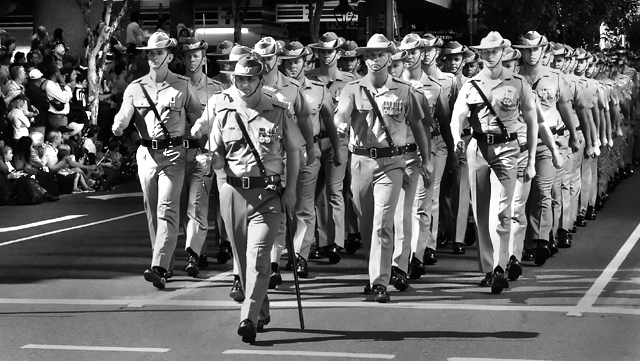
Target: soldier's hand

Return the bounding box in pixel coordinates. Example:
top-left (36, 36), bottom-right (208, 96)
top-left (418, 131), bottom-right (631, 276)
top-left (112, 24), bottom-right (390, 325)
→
top-left (112, 126), bottom-right (123, 137)
top-left (608, 138), bottom-right (614, 148)
top-left (617, 127), bottom-right (624, 138)
top-left (552, 149), bottom-right (563, 170)
top-left (594, 146), bottom-right (601, 157)
top-left (337, 123), bottom-right (349, 138)
top-left (281, 188), bottom-right (297, 220)
top-left (420, 159), bottom-right (434, 189)
top-left (190, 124), bottom-right (202, 139)
top-left (524, 162), bottom-right (536, 183)
top-left (455, 140), bottom-right (466, 155)
top-left (569, 134), bottom-right (581, 153)
top-left (585, 145), bottom-right (596, 158)
top-left (333, 147), bottom-right (348, 167)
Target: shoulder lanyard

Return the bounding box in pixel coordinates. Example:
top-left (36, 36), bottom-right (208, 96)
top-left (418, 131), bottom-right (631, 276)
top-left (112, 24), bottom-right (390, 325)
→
top-left (469, 80), bottom-right (508, 134)
top-left (230, 111), bottom-right (268, 178)
top-left (362, 87), bottom-right (396, 148)
top-left (139, 84), bottom-right (171, 139)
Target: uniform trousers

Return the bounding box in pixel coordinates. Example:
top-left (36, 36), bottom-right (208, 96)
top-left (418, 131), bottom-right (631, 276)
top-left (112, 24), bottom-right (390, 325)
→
top-left (350, 154), bottom-right (404, 287)
top-left (454, 135), bottom-right (473, 245)
top-left (425, 136), bottom-right (448, 251)
top-left (392, 151), bottom-right (420, 273)
top-left (344, 152), bottom-right (360, 237)
top-left (565, 132), bottom-right (584, 228)
top-left (510, 147), bottom-right (531, 261)
top-left (526, 145), bottom-right (554, 246)
top-left (181, 149), bottom-right (214, 256)
top-left (580, 156), bottom-right (597, 215)
top-left (598, 148), bottom-right (609, 197)
top-left (552, 135), bottom-right (570, 237)
top-left (468, 139), bottom-right (518, 274)
top-left (411, 136), bottom-right (441, 259)
top-left (315, 138), bottom-right (347, 248)
top-left (137, 146), bottom-right (186, 271)
top-left (293, 143), bottom-right (322, 260)
top-left (220, 183), bottom-right (282, 324)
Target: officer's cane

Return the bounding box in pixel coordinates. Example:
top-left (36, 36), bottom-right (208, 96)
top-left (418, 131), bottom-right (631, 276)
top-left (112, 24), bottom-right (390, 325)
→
top-left (285, 216), bottom-right (305, 329)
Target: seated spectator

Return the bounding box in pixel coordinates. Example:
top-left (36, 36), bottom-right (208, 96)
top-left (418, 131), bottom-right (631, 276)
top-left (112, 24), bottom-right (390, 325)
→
top-left (7, 95), bottom-right (35, 142)
top-left (57, 144), bottom-right (93, 193)
top-left (42, 130), bottom-right (74, 194)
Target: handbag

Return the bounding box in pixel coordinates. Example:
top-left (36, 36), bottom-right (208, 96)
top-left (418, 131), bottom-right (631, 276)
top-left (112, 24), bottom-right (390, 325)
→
top-left (41, 80), bottom-right (66, 111)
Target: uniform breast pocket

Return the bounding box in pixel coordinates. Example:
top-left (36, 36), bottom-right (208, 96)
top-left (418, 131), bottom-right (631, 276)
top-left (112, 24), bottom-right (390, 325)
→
top-left (222, 128), bottom-right (243, 144)
top-left (259, 128), bottom-right (283, 155)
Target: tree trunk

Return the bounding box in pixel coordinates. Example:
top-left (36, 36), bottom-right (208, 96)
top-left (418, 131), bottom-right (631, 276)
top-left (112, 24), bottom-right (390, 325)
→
top-left (232, 0), bottom-right (251, 44)
top-left (308, 0), bottom-right (325, 43)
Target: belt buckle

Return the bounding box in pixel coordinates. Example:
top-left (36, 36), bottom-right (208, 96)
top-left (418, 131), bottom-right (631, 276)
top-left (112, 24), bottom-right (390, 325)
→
top-left (242, 177), bottom-right (250, 189)
top-left (183, 139), bottom-right (190, 148)
top-left (369, 148), bottom-right (378, 159)
top-left (151, 139), bottom-right (158, 149)
top-left (486, 134), bottom-right (495, 145)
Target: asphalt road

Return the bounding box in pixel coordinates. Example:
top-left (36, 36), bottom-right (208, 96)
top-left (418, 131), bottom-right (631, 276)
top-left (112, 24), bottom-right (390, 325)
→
top-left (1, 171), bottom-right (640, 361)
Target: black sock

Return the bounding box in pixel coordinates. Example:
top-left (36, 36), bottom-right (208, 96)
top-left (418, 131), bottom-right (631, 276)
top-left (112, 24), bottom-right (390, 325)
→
top-left (233, 274), bottom-right (240, 281)
top-left (153, 266), bottom-right (167, 275)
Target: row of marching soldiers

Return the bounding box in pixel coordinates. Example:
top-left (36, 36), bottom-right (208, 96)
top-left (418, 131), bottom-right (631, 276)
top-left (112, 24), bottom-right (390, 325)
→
top-left (111, 29), bottom-right (637, 343)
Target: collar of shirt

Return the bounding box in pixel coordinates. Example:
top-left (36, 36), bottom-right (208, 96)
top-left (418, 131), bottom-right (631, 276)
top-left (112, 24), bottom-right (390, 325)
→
top-left (222, 87), bottom-right (274, 119)
top-left (139, 72), bottom-right (180, 91)
top-left (474, 67), bottom-right (510, 90)
top-left (359, 74), bottom-right (397, 96)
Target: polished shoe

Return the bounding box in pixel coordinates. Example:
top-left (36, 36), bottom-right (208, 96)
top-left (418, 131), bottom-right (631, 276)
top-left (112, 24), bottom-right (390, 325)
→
top-left (634, 158), bottom-right (640, 167)
top-left (436, 232), bottom-right (450, 249)
top-left (185, 256), bottom-right (200, 277)
top-left (284, 258), bottom-right (294, 271)
top-left (238, 319), bottom-right (257, 343)
top-left (344, 233), bottom-right (362, 254)
top-left (576, 215), bottom-right (587, 227)
top-left (595, 197), bottom-right (604, 211)
top-left (423, 248), bottom-right (438, 265)
top-left (479, 272), bottom-right (493, 287)
top-left (197, 254), bottom-right (209, 269)
top-left (557, 229), bottom-right (572, 248)
top-left (363, 283), bottom-right (372, 295)
top-left (549, 239), bottom-right (558, 256)
top-left (506, 256), bottom-right (522, 281)
top-left (607, 180), bottom-right (616, 193)
top-left (257, 315), bottom-right (271, 333)
top-left (229, 278), bottom-right (245, 302)
top-left (464, 222), bottom-right (477, 245)
top-left (143, 268), bottom-right (166, 289)
top-left (534, 240), bottom-right (551, 266)
top-left (216, 241), bottom-right (232, 264)
top-left (521, 249), bottom-right (535, 262)
top-left (295, 254), bottom-right (309, 278)
top-left (602, 192), bottom-right (610, 202)
top-left (408, 256), bottom-right (426, 280)
top-left (586, 207), bottom-right (596, 221)
top-left (164, 270), bottom-right (174, 279)
top-left (372, 284), bottom-right (390, 303)
top-left (268, 263), bottom-right (282, 289)
top-left (390, 266), bottom-right (409, 292)
top-left (325, 244), bottom-right (341, 264)
top-left (452, 242), bottom-right (466, 255)
top-left (309, 246), bottom-right (325, 259)
top-left (621, 167), bottom-right (629, 179)
top-left (491, 266), bottom-right (509, 294)
top-left (570, 223), bottom-right (578, 233)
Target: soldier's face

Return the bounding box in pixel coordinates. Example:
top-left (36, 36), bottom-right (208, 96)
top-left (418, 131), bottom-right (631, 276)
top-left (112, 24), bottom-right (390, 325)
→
top-left (283, 57), bottom-right (305, 79)
top-left (422, 47), bottom-right (438, 66)
top-left (445, 54), bottom-right (464, 73)
top-left (541, 51), bottom-right (552, 66)
top-left (338, 57), bottom-right (359, 73)
top-left (184, 49), bottom-right (204, 73)
top-left (233, 75), bottom-right (261, 98)
top-left (389, 60), bottom-right (404, 77)
top-left (463, 62), bottom-right (478, 77)
top-left (551, 55), bottom-right (565, 70)
top-left (586, 63), bottom-right (597, 77)
top-left (480, 47), bottom-right (503, 68)
top-left (318, 49), bottom-right (339, 67)
top-left (522, 47), bottom-right (544, 66)
top-left (405, 49), bottom-right (423, 69)
top-left (576, 58), bottom-right (588, 74)
top-left (502, 59), bottom-right (518, 73)
top-left (263, 55), bottom-right (280, 74)
top-left (147, 49), bottom-right (172, 70)
top-left (365, 50), bottom-right (391, 73)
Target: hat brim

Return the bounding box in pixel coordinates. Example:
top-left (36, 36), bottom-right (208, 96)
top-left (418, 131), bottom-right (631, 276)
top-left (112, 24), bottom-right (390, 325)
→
top-left (280, 52), bottom-right (309, 60)
top-left (137, 39), bottom-right (178, 50)
top-left (442, 49), bottom-right (475, 58)
top-left (470, 41), bottom-right (509, 50)
top-left (512, 42), bottom-right (549, 49)
top-left (220, 68), bottom-right (266, 77)
top-left (355, 45), bottom-right (395, 54)
top-left (308, 43), bottom-right (341, 50)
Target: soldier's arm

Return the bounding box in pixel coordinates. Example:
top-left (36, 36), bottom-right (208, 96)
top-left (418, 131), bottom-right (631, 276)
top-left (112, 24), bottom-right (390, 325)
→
top-left (319, 87), bottom-right (341, 153)
top-left (294, 88), bottom-right (316, 158)
top-left (536, 100), bottom-right (561, 166)
top-left (334, 84), bottom-right (355, 134)
top-left (436, 91), bottom-right (456, 161)
top-left (521, 82), bottom-right (538, 179)
top-left (418, 95), bottom-right (432, 162)
top-left (406, 89), bottom-right (429, 158)
top-left (450, 84), bottom-right (470, 151)
top-left (112, 85), bottom-right (136, 136)
top-left (557, 75), bottom-right (578, 144)
top-left (282, 111), bottom-right (305, 218)
top-left (206, 113), bottom-right (226, 170)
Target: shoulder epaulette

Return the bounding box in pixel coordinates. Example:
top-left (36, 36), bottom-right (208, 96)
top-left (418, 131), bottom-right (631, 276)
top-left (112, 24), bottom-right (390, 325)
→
top-left (130, 78), bottom-right (143, 84)
top-left (427, 76), bottom-right (442, 87)
top-left (288, 78), bottom-right (301, 87)
top-left (347, 79), bottom-right (360, 85)
top-left (176, 74), bottom-right (190, 81)
top-left (309, 79), bottom-right (324, 87)
top-left (340, 71), bottom-right (356, 81)
top-left (392, 77), bottom-right (411, 86)
top-left (268, 96), bottom-right (289, 109)
top-left (211, 79), bottom-right (224, 86)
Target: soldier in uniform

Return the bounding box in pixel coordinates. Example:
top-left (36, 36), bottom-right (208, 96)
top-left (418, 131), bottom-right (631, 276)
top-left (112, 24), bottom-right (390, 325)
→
top-left (208, 40), bottom-right (235, 88)
top-left (338, 40), bottom-right (363, 79)
top-left (441, 41), bottom-right (474, 86)
top-left (280, 41), bottom-right (342, 277)
top-left (112, 32), bottom-right (203, 289)
top-left (195, 55), bottom-right (305, 343)
top-left (334, 34), bottom-right (431, 302)
top-left (179, 37), bottom-right (225, 277)
top-left (463, 52), bottom-right (480, 78)
top-left (307, 32), bottom-right (356, 259)
top-left (450, 32), bottom-right (538, 294)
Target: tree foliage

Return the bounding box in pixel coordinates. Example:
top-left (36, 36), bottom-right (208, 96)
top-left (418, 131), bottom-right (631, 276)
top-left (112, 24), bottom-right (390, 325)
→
top-left (479, 0), bottom-right (638, 46)
top-left (230, 0), bottom-right (251, 44)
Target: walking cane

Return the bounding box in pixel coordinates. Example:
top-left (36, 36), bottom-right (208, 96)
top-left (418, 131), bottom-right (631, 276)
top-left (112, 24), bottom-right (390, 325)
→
top-left (285, 216), bottom-right (305, 329)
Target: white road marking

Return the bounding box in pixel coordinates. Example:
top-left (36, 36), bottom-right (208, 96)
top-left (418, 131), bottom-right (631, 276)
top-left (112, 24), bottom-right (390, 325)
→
top-left (223, 350), bottom-right (394, 359)
top-left (0, 211), bottom-right (145, 247)
top-left (567, 221), bottom-right (640, 317)
top-left (0, 215), bottom-right (87, 233)
top-left (448, 358), bottom-right (559, 361)
top-left (21, 344), bottom-right (169, 352)
top-left (86, 192), bottom-right (143, 200)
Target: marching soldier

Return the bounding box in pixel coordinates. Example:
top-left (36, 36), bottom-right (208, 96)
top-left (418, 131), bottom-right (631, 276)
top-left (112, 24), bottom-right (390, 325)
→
top-left (334, 34), bottom-right (431, 302)
top-left (112, 31), bottom-right (203, 289)
top-left (338, 40), bottom-right (363, 79)
top-left (208, 40), bottom-right (235, 88)
top-left (450, 32), bottom-right (538, 294)
top-left (463, 52), bottom-right (481, 78)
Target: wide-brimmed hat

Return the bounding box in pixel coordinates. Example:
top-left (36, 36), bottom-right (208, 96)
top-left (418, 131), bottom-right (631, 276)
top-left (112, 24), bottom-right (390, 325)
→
top-left (253, 37), bottom-right (283, 57)
top-left (62, 122), bottom-right (84, 137)
top-left (441, 41), bottom-right (474, 57)
top-left (399, 33), bottom-right (424, 51)
top-left (552, 43), bottom-right (566, 56)
top-left (421, 33), bottom-right (443, 48)
top-left (338, 40), bottom-right (359, 58)
top-left (280, 41), bottom-right (311, 60)
top-left (502, 46), bottom-right (521, 62)
top-left (471, 31), bottom-right (510, 50)
top-left (220, 55), bottom-right (265, 77)
top-left (137, 31), bottom-right (177, 50)
top-left (207, 40), bottom-right (234, 57)
top-left (465, 52), bottom-right (480, 64)
top-left (391, 49), bottom-right (408, 62)
top-left (574, 47), bottom-right (590, 60)
top-left (181, 37), bottom-right (208, 52)
top-left (545, 41), bottom-right (555, 54)
top-left (355, 34), bottom-right (395, 54)
top-left (564, 45), bottom-right (575, 58)
top-left (308, 32), bottom-right (345, 50)
top-left (512, 31), bottom-right (549, 49)
top-left (217, 45), bottom-right (252, 69)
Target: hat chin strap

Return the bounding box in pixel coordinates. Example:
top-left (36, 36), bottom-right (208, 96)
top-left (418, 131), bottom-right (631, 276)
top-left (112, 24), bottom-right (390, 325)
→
top-left (321, 52), bottom-right (338, 67)
top-left (483, 53), bottom-right (503, 69)
top-left (371, 57), bottom-right (390, 72)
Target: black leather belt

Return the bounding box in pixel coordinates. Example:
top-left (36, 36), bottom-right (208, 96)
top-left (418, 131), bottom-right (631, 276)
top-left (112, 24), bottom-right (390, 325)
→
top-left (550, 127), bottom-right (567, 136)
top-left (472, 132), bottom-right (517, 145)
top-left (403, 143), bottom-right (418, 153)
top-left (314, 131), bottom-right (328, 143)
top-left (226, 175), bottom-right (281, 189)
top-left (350, 145), bottom-right (405, 158)
top-left (431, 130), bottom-right (441, 138)
top-left (519, 143), bottom-right (527, 153)
top-left (462, 128), bottom-right (472, 136)
top-left (182, 139), bottom-right (202, 149)
top-left (576, 126), bottom-right (582, 131)
top-left (140, 136), bottom-right (184, 150)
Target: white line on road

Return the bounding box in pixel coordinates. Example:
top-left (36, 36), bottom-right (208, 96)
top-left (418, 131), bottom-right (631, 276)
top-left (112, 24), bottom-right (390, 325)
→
top-left (223, 349), bottom-right (394, 359)
top-left (86, 192), bottom-right (143, 200)
top-left (0, 211), bottom-right (145, 247)
top-left (566, 221), bottom-right (640, 317)
top-left (0, 215), bottom-right (87, 233)
top-left (448, 358), bottom-right (559, 361)
top-left (20, 344), bottom-right (169, 352)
